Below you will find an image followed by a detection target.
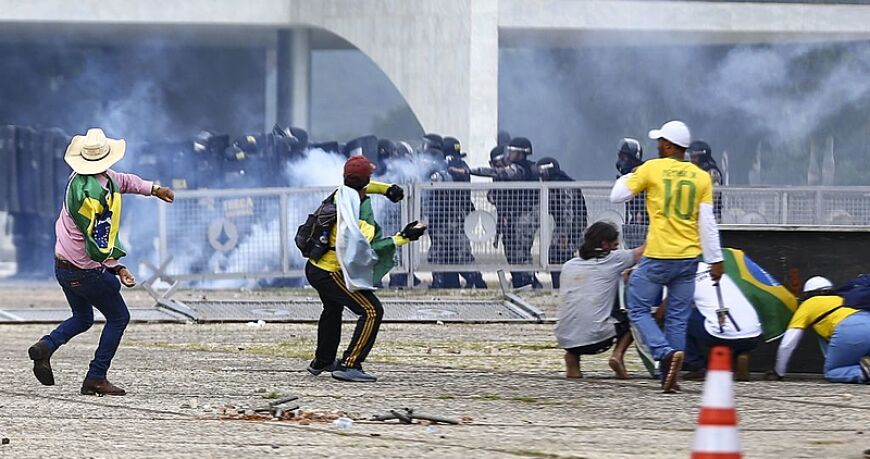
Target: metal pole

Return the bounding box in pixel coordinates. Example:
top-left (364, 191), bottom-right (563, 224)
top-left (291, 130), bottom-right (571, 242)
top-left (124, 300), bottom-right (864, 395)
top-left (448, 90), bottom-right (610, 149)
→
top-left (781, 191), bottom-right (788, 225)
top-left (539, 182), bottom-right (550, 271)
top-left (280, 192), bottom-right (289, 274)
top-left (815, 189), bottom-right (823, 225)
top-left (157, 198), bottom-right (168, 271)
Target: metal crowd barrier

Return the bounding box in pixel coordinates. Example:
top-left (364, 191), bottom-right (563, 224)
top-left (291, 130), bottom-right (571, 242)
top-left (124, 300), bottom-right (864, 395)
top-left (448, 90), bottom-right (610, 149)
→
top-left (156, 187), bottom-right (410, 282)
top-left (155, 183), bottom-right (870, 283)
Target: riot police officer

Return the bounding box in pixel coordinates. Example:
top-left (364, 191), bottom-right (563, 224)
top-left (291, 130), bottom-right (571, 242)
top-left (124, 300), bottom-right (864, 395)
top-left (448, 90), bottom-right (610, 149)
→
top-left (686, 140), bottom-right (723, 222)
top-left (426, 137), bottom-right (486, 289)
top-left (472, 137), bottom-right (541, 289)
top-left (420, 133), bottom-right (443, 155)
top-left (538, 157), bottom-right (587, 289)
top-left (616, 138), bottom-right (648, 248)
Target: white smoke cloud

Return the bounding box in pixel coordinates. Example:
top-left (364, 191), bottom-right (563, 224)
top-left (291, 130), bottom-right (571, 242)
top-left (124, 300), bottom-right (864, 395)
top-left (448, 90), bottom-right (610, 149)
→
top-left (500, 40), bottom-right (870, 185)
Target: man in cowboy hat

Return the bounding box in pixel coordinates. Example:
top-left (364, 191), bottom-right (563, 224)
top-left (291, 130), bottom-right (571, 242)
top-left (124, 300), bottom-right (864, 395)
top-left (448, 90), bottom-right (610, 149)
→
top-left (27, 128), bottom-right (174, 396)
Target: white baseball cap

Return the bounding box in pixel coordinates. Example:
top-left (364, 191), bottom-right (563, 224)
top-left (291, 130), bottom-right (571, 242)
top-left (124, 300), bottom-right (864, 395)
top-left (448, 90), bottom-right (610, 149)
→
top-left (648, 121), bottom-right (691, 148)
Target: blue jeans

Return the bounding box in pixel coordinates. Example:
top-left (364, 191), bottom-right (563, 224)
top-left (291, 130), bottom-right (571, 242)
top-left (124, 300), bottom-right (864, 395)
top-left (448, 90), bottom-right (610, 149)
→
top-left (44, 266), bottom-right (130, 380)
top-left (627, 257), bottom-right (698, 361)
top-left (824, 311), bottom-right (870, 384)
top-left (685, 308), bottom-right (759, 371)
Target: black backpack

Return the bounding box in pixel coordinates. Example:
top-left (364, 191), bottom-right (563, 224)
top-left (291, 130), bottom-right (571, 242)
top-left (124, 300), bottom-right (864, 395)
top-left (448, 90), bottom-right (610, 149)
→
top-left (295, 192), bottom-right (337, 260)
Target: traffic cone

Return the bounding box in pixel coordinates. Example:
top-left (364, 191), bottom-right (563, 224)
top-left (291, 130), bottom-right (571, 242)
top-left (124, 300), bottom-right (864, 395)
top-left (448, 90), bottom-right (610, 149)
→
top-left (691, 346), bottom-right (742, 459)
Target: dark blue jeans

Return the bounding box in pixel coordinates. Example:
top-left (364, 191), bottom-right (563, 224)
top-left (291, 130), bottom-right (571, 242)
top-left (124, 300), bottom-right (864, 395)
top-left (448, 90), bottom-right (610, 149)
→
top-left (43, 266), bottom-right (130, 380)
top-left (685, 308), bottom-right (759, 371)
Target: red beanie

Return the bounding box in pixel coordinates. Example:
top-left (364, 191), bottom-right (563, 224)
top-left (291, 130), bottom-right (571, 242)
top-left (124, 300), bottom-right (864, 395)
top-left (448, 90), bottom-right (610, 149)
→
top-left (343, 155), bottom-right (375, 181)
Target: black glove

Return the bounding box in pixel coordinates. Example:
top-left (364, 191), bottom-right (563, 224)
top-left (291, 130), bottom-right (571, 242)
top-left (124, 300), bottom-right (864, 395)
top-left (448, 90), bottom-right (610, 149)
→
top-left (385, 184), bottom-right (404, 202)
top-left (400, 220), bottom-right (427, 241)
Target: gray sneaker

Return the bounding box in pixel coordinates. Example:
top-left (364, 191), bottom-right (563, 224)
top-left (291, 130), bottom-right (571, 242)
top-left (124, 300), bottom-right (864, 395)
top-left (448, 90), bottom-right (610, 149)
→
top-left (307, 358), bottom-right (339, 376)
top-left (860, 356), bottom-right (870, 383)
top-left (332, 367), bottom-right (378, 383)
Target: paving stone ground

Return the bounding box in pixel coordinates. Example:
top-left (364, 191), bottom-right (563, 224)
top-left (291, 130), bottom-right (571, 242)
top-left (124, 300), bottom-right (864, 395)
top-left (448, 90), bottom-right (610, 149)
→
top-left (0, 284), bottom-right (868, 458)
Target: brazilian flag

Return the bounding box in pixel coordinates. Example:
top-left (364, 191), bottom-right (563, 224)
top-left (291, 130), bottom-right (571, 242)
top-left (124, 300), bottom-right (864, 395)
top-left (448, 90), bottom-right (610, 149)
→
top-left (722, 248), bottom-right (797, 341)
top-left (66, 173), bottom-right (126, 263)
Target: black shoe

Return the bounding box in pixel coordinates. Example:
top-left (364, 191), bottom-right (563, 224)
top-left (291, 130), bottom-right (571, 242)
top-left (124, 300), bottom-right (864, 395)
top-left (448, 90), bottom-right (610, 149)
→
top-left (307, 358), bottom-right (339, 376)
top-left (660, 350), bottom-right (684, 394)
top-left (28, 339), bottom-right (55, 386)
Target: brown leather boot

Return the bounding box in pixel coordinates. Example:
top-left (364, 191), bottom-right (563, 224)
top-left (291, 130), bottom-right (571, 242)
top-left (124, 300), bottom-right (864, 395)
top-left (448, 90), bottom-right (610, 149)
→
top-left (28, 339), bottom-right (55, 386)
top-left (81, 378), bottom-right (126, 396)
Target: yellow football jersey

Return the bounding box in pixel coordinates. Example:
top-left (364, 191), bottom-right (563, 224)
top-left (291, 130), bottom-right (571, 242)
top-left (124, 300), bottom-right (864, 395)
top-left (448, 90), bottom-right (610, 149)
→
top-left (626, 158), bottom-right (713, 259)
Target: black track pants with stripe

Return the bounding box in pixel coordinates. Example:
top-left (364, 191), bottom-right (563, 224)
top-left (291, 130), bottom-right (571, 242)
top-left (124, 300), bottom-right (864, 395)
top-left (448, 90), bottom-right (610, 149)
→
top-left (305, 262), bottom-right (384, 369)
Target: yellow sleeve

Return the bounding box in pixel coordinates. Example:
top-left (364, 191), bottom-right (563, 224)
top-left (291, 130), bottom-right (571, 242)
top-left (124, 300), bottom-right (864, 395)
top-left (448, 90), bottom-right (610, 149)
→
top-left (698, 172), bottom-right (713, 205)
top-left (365, 181), bottom-right (391, 195)
top-left (359, 220), bottom-right (376, 242)
top-left (625, 162), bottom-right (649, 194)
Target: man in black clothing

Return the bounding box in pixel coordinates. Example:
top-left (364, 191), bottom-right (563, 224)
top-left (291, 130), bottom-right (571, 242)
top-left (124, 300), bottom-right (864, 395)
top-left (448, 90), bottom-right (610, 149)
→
top-left (472, 137), bottom-right (542, 289)
top-left (537, 157), bottom-right (587, 289)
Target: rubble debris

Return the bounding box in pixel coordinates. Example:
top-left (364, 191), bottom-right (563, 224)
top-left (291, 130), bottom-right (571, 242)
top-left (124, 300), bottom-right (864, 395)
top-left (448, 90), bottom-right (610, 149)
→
top-left (371, 408), bottom-right (459, 425)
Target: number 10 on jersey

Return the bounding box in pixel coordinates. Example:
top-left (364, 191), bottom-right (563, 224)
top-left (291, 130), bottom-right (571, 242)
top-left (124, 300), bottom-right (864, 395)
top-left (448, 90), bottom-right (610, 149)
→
top-left (663, 178), bottom-right (697, 220)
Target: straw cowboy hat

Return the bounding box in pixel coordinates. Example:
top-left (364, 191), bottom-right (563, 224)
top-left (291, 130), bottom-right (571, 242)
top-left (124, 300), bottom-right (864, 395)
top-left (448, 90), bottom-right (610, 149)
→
top-left (64, 128), bottom-right (126, 175)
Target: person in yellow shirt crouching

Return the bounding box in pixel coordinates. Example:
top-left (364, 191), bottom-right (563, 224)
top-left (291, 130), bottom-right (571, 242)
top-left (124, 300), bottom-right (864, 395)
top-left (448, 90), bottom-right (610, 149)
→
top-left (775, 276), bottom-right (870, 384)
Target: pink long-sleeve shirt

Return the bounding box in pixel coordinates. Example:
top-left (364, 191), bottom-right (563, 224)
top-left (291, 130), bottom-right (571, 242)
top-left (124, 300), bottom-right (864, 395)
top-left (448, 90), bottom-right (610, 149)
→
top-left (55, 169), bottom-right (153, 270)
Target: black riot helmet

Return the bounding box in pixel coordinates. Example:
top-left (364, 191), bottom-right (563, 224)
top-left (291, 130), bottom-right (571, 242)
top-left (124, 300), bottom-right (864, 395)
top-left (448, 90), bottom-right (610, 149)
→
top-left (442, 136), bottom-right (462, 157)
top-left (506, 137), bottom-right (532, 162)
top-left (421, 133), bottom-right (443, 153)
top-left (686, 140), bottom-right (712, 165)
top-left (616, 137), bottom-right (644, 176)
top-left (377, 139), bottom-right (397, 160)
top-left (686, 140), bottom-right (721, 184)
top-left (537, 157), bottom-right (561, 172)
top-left (396, 141), bottom-right (414, 159)
top-left (490, 145), bottom-right (506, 167)
top-left (193, 130), bottom-right (229, 155)
top-left (272, 123), bottom-right (295, 140)
top-left (289, 127), bottom-right (309, 152)
top-left (537, 157), bottom-right (567, 181)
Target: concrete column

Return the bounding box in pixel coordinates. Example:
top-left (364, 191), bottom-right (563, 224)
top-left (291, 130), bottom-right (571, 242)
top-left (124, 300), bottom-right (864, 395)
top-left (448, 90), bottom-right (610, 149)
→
top-left (466, 0), bottom-right (499, 167)
top-left (291, 28), bottom-right (311, 129)
top-left (277, 28), bottom-right (311, 129)
top-left (263, 38), bottom-right (278, 133)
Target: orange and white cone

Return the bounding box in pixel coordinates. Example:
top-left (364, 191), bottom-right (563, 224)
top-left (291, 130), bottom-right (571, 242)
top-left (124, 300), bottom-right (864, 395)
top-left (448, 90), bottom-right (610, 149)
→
top-left (691, 346), bottom-right (742, 459)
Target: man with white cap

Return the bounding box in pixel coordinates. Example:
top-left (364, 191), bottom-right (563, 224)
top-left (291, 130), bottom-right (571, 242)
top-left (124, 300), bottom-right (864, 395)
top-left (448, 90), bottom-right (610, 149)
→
top-left (775, 276), bottom-right (870, 384)
top-left (27, 128), bottom-right (174, 396)
top-left (610, 120), bottom-right (723, 393)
